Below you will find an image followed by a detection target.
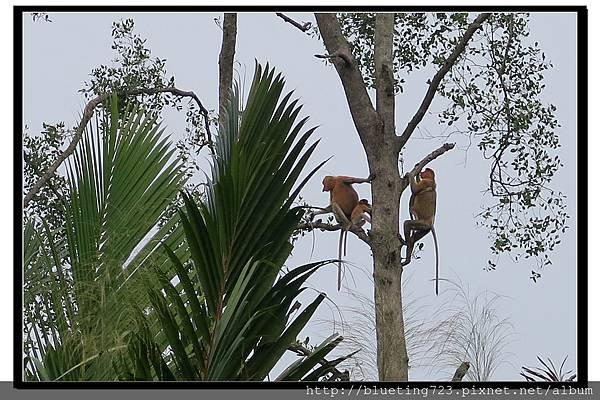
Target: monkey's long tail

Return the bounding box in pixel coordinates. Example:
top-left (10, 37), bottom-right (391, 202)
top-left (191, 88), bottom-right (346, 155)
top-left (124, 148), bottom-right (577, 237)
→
top-left (343, 227), bottom-right (348, 257)
top-left (431, 226), bottom-right (440, 295)
top-left (337, 229), bottom-right (344, 291)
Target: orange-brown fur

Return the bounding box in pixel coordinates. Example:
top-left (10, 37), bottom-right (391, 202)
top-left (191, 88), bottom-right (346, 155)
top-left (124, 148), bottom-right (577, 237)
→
top-left (409, 168), bottom-right (436, 225)
top-left (403, 167), bottom-right (440, 295)
top-left (351, 199), bottom-right (372, 227)
top-left (321, 175), bottom-right (373, 290)
top-left (322, 176), bottom-right (360, 223)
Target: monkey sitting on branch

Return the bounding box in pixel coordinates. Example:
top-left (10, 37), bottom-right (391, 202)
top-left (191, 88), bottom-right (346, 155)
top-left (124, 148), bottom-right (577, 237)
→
top-left (310, 174), bottom-right (374, 290)
top-left (401, 167), bottom-right (440, 295)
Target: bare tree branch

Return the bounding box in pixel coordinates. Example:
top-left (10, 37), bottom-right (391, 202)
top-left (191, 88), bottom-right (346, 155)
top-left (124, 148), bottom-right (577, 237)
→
top-left (398, 13), bottom-right (491, 149)
top-left (297, 220), bottom-right (371, 246)
top-left (23, 86), bottom-right (213, 208)
top-left (218, 13), bottom-right (237, 132)
top-left (405, 143), bottom-right (456, 178)
top-left (276, 12), bottom-right (312, 32)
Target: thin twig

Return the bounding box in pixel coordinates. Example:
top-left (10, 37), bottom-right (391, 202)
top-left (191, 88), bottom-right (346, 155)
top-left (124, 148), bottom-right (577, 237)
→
top-left (23, 86), bottom-right (213, 208)
top-left (314, 51), bottom-right (352, 67)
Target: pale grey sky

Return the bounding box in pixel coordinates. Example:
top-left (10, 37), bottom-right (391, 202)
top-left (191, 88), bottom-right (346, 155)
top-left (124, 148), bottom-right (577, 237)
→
top-left (23, 11), bottom-right (578, 381)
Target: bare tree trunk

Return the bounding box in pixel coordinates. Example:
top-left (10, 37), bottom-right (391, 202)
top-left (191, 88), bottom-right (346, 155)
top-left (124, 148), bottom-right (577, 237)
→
top-left (316, 12), bottom-right (407, 381)
top-left (315, 12), bottom-right (490, 381)
top-left (371, 13), bottom-right (408, 381)
top-left (218, 13), bottom-right (237, 131)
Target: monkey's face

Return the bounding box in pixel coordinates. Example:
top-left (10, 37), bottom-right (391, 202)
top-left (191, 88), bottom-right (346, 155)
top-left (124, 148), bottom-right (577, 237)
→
top-left (322, 176), bottom-right (334, 192)
top-left (359, 199), bottom-right (372, 213)
top-left (420, 168), bottom-right (435, 181)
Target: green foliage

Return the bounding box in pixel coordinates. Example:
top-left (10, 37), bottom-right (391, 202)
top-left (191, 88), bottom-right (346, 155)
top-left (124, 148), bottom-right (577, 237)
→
top-left (25, 64), bottom-right (348, 382)
top-left (80, 18), bottom-right (211, 176)
top-left (81, 19), bottom-right (174, 114)
top-left (438, 13), bottom-right (568, 274)
top-left (336, 13), bottom-right (471, 92)
top-left (31, 12), bottom-right (52, 23)
top-left (335, 12), bottom-right (567, 276)
top-left (117, 64), bottom-right (349, 381)
top-left (24, 97), bottom-right (187, 381)
top-left (23, 123), bottom-right (70, 231)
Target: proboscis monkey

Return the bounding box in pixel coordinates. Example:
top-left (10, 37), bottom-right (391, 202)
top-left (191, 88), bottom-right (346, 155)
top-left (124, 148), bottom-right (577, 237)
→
top-left (351, 199), bottom-right (372, 228)
top-left (337, 199), bottom-right (373, 281)
top-left (401, 167), bottom-right (440, 295)
top-left (313, 174), bottom-right (374, 290)
top-left (343, 199), bottom-right (372, 257)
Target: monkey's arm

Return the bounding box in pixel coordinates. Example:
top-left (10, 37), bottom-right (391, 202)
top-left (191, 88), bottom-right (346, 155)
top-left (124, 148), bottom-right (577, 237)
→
top-left (408, 171), bottom-right (419, 193)
top-left (340, 173), bottom-right (376, 185)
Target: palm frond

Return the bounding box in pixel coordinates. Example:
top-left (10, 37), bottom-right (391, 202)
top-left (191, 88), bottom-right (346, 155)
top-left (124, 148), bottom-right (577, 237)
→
top-left (24, 95), bottom-right (186, 381)
top-left (121, 63), bottom-right (347, 381)
top-left (520, 355), bottom-right (576, 382)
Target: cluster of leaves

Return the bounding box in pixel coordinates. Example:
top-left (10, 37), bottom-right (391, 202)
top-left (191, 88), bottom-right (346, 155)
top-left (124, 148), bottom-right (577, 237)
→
top-left (337, 13), bottom-right (568, 277)
top-left (434, 13), bottom-right (568, 275)
top-left (23, 123), bottom-right (70, 232)
top-left (114, 65), bottom-right (348, 380)
top-left (80, 18), bottom-right (210, 172)
top-left (31, 12), bottom-right (52, 23)
top-left (337, 13), bottom-right (471, 92)
top-left (24, 97), bottom-right (188, 381)
top-left (79, 18), bottom-right (214, 226)
top-left (520, 356), bottom-right (576, 382)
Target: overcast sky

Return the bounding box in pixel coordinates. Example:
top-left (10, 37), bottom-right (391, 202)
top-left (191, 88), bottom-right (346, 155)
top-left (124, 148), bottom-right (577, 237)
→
top-left (23, 11), bottom-right (578, 381)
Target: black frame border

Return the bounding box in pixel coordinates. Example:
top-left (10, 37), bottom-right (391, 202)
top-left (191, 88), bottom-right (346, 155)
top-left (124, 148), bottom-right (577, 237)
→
top-left (14, 4), bottom-right (588, 390)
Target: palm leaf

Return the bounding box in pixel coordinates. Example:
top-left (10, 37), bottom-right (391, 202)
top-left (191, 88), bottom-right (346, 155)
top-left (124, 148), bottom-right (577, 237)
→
top-left (121, 63), bottom-right (347, 381)
top-left (24, 95), bottom-right (186, 381)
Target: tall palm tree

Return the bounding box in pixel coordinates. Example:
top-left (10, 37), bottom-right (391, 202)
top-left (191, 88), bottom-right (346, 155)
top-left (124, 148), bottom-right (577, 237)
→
top-left (24, 64), bottom-right (348, 381)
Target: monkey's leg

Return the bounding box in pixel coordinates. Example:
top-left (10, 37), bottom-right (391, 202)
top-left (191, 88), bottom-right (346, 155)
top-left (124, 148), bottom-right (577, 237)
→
top-left (402, 220), bottom-right (431, 266)
top-left (331, 203), bottom-right (351, 226)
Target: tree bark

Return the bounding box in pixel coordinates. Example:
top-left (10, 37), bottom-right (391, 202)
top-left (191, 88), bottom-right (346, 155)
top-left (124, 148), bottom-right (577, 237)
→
top-left (218, 13), bottom-right (237, 132)
top-left (316, 12), bottom-right (406, 381)
top-left (452, 361), bottom-right (471, 381)
top-left (371, 13), bottom-right (408, 381)
top-left (315, 13), bottom-right (489, 381)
